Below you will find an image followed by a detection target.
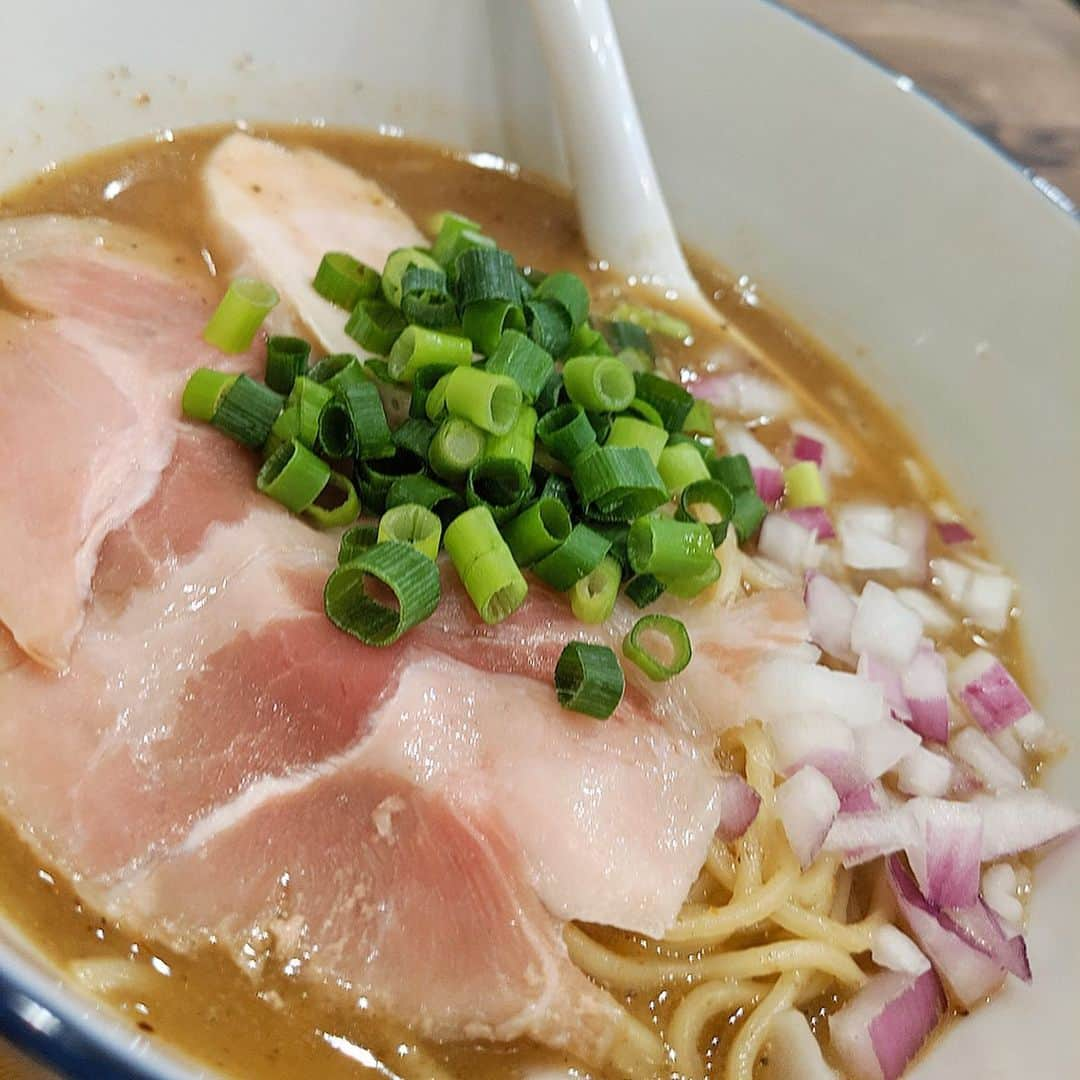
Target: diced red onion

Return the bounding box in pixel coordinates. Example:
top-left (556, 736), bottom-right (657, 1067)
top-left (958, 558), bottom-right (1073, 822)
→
top-left (805, 573), bottom-right (856, 662)
top-left (900, 646), bottom-right (949, 743)
top-left (894, 587), bottom-right (956, 637)
top-left (850, 582), bottom-right (923, 670)
top-left (853, 718), bottom-right (921, 784)
top-left (950, 727), bottom-right (1025, 793)
top-left (825, 808), bottom-right (914, 867)
top-left (829, 966), bottom-right (945, 1080)
top-left (759, 1009), bottom-right (839, 1080)
top-left (895, 746), bottom-right (954, 798)
top-left (751, 659), bottom-right (886, 731)
top-left (840, 782), bottom-right (886, 813)
top-left (758, 513), bottom-right (821, 572)
top-left (715, 774), bottom-right (762, 841)
top-left (776, 766), bottom-right (840, 867)
top-left (838, 506), bottom-right (909, 572)
top-left (754, 467), bottom-right (785, 505)
top-left (786, 506), bottom-right (835, 539)
top-left (930, 557), bottom-right (1015, 633)
top-left (949, 650), bottom-right (1032, 734)
top-left (692, 371), bottom-right (793, 419)
top-left (981, 863), bottom-right (1023, 928)
top-left (887, 856), bottom-right (1009, 1007)
top-left (793, 433), bottom-right (826, 466)
top-left (905, 797), bottom-right (982, 909)
top-left (871, 925), bottom-right (931, 976)
top-left (946, 899), bottom-right (1031, 983)
top-left (857, 653), bottom-right (911, 723)
top-left (792, 418), bottom-right (853, 477)
top-left (892, 509), bottom-right (929, 585)
top-left (976, 790), bottom-right (1080, 860)
top-left (770, 714), bottom-right (864, 799)
top-left (936, 521), bottom-right (974, 545)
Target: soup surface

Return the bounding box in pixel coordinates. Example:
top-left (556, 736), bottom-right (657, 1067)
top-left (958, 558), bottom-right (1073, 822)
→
top-left (0, 126), bottom-right (1064, 1080)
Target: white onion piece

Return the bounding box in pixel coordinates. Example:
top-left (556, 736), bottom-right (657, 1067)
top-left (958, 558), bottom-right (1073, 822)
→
top-left (693, 371), bottom-right (793, 419)
top-left (853, 718), bottom-right (921, 783)
top-left (850, 582), bottom-right (923, 670)
top-left (887, 857), bottom-right (1009, 1007)
top-left (906, 797), bottom-right (982, 909)
top-left (720, 422), bottom-right (784, 504)
top-left (770, 714), bottom-right (863, 798)
top-left (976, 790), bottom-right (1080, 860)
top-left (930, 557), bottom-right (1015, 632)
top-left (715, 775), bottom-right (762, 841)
top-left (760, 1009), bottom-right (839, 1080)
top-left (776, 766), bottom-right (840, 867)
top-left (895, 746), bottom-right (954, 798)
top-left (758, 513), bottom-right (822, 572)
top-left (829, 967), bottom-right (945, 1080)
top-left (951, 727), bottom-right (1026, 793)
top-left (894, 587), bottom-right (956, 637)
top-left (750, 659), bottom-right (886, 730)
top-left (981, 863), bottom-right (1023, 929)
top-left (805, 573), bottom-right (856, 662)
top-left (857, 653), bottom-right (911, 722)
top-left (786, 506), bottom-right (835, 540)
top-left (871, 925), bottom-right (931, 976)
top-left (838, 507), bottom-right (909, 572)
top-left (900, 646), bottom-right (949, 743)
top-left (949, 650), bottom-right (1032, 734)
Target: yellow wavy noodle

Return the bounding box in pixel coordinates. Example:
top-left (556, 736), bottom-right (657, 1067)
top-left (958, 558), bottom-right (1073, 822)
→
top-left (567, 724), bottom-right (888, 1079)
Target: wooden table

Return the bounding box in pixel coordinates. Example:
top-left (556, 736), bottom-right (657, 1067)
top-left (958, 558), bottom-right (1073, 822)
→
top-left (784, 0), bottom-right (1080, 202)
top-left (2, 2), bottom-right (1078, 1078)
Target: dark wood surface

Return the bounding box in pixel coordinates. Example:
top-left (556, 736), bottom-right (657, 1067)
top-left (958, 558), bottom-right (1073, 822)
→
top-left (2, 2), bottom-right (1078, 1078)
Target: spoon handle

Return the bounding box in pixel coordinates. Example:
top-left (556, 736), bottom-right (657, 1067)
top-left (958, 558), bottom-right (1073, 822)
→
top-left (529, 0), bottom-right (706, 307)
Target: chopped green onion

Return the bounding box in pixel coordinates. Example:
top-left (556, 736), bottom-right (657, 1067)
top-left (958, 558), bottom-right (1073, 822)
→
top-left (633, 372), bottom-right (694, 432)
top-left (288, 376), bottom-right (334, 448)
top-left (308, 352), bottom-right (358, 386)
top-left (444, 506), bottom-right (528, 624)
top-left (588, 522), bottom-right (630, 574)
top-left (181, 368), bottom-right (238, 422)
top-left (569, 322), bottom-right (613, 357)
top-left (455, 247), bottom-right (520, 308)
top-left (658, 555), bottom-right (722, 598)
top-left (532, 524), bottom-right (611, 591)
top-left (571, 446), bottom-right (669, 521)
top-left (616, 347), bottom-right (653, 375)
top-left (586, 410), bottom-right (613, 444)
top-left (569, 556), bottom-right (621, 624)
top-left (410, 363), bottom-right (458, 420)
top-left (386, 474), bottom-right (464, 523)
top-left (504, 498), bottom-right (572, 566)
top-left (429, 416), bottom-right (487, 481)
top-left (430, 210), bottom-right (483, 265)
top-left (388, 325), bottom-right (474, 383)
top-left (305, 471), bottom-right (360, 528)
top-left (561, 355), bottom-right (635, 413)
top-left (211, 375), bottom-right (284, 448)
top-left (605, 415), bottom-right (669, 465)
top-left (658, 440), bottom-right (711, 494)
top-left (622, 614), bottom-right (692, 681)
top-left (625, 573), bottom-right (666, 608)
top-left (676, 478), bottom-right (735, 545)
top-left (265, 336), bottom-right (311, 395)
top-left (626, 516), bottom-right (716, 579)
top-left (400, 264), bottom-right (456, 329)
top-left (392, 417), bottom-right (436, 460)
top-left (441, 230), bottom-right (497, 275)
top-left (525, 298), bottom-right (573, 358)
top-left (313, 252), bottom-right (380, 310)
top-left (341, 380), bottom-right (394, 460)
top-left (535, 371), bottom-right (565, 416)
top-left (356, 449), bottom-right (426, 513)
top-left (534, 271), bottom-right (589, 329)
top-left (708, 452), bottom-right (755, 493)
top-left (266, 403), bottom-right (300, 455)
top-left (256, 438), bottom-right (331, 512)
top-left (625, 397), bottom-right (666, 428)
top-left (443, 367), bottom-right (523, 435)
top-left (554, 642), bottom-right (624, 719)
top-left (610, 301), bottom-right (691, 340)
top-left (536, 403), bottom-right (597, 465)
top-left (462, 299), bottom-right (526, 356)
top-left (381, 247), bottom-right (444, 309)
top-left (465, 458), bottom-right (533, 523)
top-left (324, 540), bottom-right (441, 645)
top-left (484, 330), bottom-right (555, 403)
top-left (541, 473), bottom-right (574, 511)
top-left (682, 397), bottom-right (714, 436)
top-left (484, 405), bottom-right (537, 472)
top-left (363, 357), bottom-right (394, 385)
top-left (378, 503), bottom-right (442, 560)
top-left (731, 488), bottom-right (768, 542)
top-left (784, 461), bottom-right (827, 508)
top-left (424, 372), bottom-right (453, 422)
top-left (606, 319), bottom-right (653, 357)
top-left (316, 399), bottom-right (356, 458)
top-left (203, 278), bottom-right (279, 353)
top-left (338, 523), bottom-right (379, 565)
top-left (345, 298), bottom-right (407, 354)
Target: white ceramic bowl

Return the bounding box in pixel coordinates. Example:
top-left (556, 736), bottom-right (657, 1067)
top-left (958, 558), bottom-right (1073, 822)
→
top-left (1, 1), bottom-right (1077, 1076)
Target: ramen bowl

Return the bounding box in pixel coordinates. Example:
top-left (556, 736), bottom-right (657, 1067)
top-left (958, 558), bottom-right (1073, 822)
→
top-left (0, 0), bottom-right (1077, 1076)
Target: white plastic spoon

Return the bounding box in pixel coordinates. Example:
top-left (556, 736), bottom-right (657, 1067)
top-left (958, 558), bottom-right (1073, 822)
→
top-left (528, 0), bottom-right (713, 317)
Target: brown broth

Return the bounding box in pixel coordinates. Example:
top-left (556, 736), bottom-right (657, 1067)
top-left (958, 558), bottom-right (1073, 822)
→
top-left (0, 125), bottom-right (1029, 1079)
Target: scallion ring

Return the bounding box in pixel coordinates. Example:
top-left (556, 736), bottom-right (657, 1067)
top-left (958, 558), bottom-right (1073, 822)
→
top-left (622, 614), bottom-right (692, 681)
top-left (553, 642), bottom-right (624, 720)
